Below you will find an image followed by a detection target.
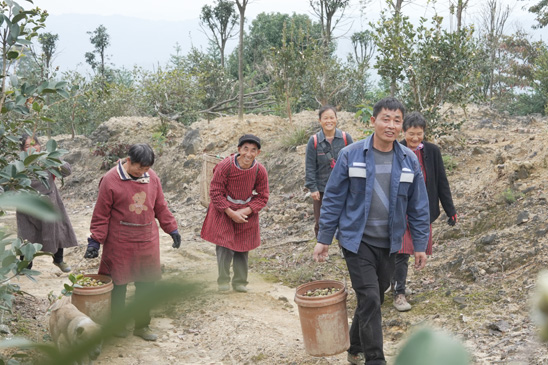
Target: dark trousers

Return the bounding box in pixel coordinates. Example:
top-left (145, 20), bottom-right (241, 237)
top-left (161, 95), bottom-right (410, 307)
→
top-left (393, 253), bottom-right (410, 295)
top-left (312, 192), bottom-right (324, 238)
top-left (344, 243), bottom-right (395, 365)
top-left (20, 248), bottom-right (64, 269)
top-left (111, 281), bottom-right (154, 329)
top-left (216, 245), bottom-right (249, 287)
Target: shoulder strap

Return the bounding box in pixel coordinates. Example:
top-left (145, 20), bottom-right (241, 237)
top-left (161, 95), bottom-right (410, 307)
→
top-left (342, 131), bottom-right (347, 146)
top-left (313, 134), bottom-right (318, 149)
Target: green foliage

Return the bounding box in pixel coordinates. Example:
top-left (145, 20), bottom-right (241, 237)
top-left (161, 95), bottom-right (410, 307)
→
top-left (200, 0), bottom-right (238, 67)
top-left (402, 17), bottom-right (479, 137)
top-left (269, 18), bottom-right (318, 120)
top-left (395, 328), bottom-right (470, 365)
top-left (371, 11), bottom-right (415, 96)
top-left (0, 282), bottom-right (199, 364)
top-left (0, 192), bottom-right (60, 314)
top-left (500, 188), bottom-right (522, 205)
top-left (92, 142), bottom-right (130, 170)
top-left (85, 24), bottom-right (110, 78)
top-left (139, 66), bottom-right (201, 125)
top-left (182, 46), bottom-right (235, 115)
top-left (0, 1), bottom-right (74, 324)
top-left (528, 0), bottom-right (548, 29)
top-left (227, 12), bottom-right (322, 81)
top-left (282, 126), bottom-right (314, 151)
top-left (442, 154), bottom-right (457, 172)
top-left (355, 104), bottom-right (372, 124)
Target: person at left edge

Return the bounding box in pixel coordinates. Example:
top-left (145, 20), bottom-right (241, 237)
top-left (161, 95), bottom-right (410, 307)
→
top-left (17, 133), bottom-right (77, 273)
top-left (84, 143), bottom-right (181, 342)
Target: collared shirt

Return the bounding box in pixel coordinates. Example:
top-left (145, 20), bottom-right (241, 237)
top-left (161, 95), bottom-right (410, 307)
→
top-left (317, 134), bottom-right (430, 254)
top-left (116, 160), bottom-right (150, 184)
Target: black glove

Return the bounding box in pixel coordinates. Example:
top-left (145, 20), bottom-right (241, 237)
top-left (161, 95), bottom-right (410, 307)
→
top-left (171, 232), bottom-right (181, 248)
top-left (84, 246), bottom-right (99, 258)
top-left (447, 214), bottom-right (457, 226)
top-left (84, 237), bottom-right (100, 258)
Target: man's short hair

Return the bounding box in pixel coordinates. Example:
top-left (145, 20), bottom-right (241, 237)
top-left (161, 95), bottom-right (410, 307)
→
top-left (403, 111), bottom-right (427, 132)
top-left (372, 97), bottom-right (406, 118)
top-left (128, 143), bottom-right (155, 167)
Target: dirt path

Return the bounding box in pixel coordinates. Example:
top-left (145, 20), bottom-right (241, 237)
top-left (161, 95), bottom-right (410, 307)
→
top-left (4, 199), bottom-right (351, 364)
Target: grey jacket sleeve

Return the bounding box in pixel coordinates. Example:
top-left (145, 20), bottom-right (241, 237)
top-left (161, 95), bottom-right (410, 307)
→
top-left (304, 136), bottom-right (318, 192)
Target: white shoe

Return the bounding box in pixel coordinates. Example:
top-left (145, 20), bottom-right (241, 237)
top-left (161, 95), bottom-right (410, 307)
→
top-left (394, 294), bottom-right (412, 312)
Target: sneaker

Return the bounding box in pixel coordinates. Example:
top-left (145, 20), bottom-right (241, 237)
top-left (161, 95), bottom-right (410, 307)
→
top-left (133, 326), bottom-right (158, 341)
top-left (53, 262), bottom-right (71, 273)
top-left (233, 285), bottom-right (248, 293)
top-left (347, 352), bottom-right (365, 365)
top-left (218, 284), bottom-right (230, 292)
top-left (394, 294), bottom-right (412, 312)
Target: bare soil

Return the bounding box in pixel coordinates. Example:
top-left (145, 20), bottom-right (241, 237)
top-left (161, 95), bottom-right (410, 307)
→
top-left (1, 107), bottom-right (548, 364)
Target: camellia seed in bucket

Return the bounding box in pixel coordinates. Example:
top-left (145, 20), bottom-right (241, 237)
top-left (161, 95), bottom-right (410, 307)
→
top-left (294, 279), bottom-right (350, 356)
top-left (70, 274), bottom-right (113, 325)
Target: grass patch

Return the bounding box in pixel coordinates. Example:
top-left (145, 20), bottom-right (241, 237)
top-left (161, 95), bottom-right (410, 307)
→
top-left (281, 126), bottom-right (313, 151)
top-left (442, 154), bottom-right (457, 171)
top-left (500, 188), bottom-right (523, 204)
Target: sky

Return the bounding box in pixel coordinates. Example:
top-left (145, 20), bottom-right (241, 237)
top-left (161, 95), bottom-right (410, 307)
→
top-left (28, 0), bottom-right (548, 73)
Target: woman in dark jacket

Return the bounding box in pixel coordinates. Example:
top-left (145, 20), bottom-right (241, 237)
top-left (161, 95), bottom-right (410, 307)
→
top-left (392, 112), bottom-right (457, 312)
top-left (305, 105), bottom-right (353, 238)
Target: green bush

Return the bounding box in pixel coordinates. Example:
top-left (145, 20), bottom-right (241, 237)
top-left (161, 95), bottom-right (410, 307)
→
top-left (442, 154), bottom-right (457, 172)
top-left (281, 126), bottom-right (313, 151)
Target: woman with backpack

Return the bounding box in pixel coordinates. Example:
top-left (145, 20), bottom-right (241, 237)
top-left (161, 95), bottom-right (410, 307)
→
top-left (305, 105), bottom-right (353, 238)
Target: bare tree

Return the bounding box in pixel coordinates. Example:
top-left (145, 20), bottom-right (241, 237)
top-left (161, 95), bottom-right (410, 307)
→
top-left (235, 0), bottom-right (249, 121)
top-left (200, 0), bottom-right (238, 68)
top-left (351, 30), bottom-right (375, 67)
top-left (387, 0), bottom-right (408, 16)
top-left (450, 0), bottom-right (470, 32)
top-left (309, 0), bottom-right (351, 46)
top-left (480, 0), bottom-right (510, 100)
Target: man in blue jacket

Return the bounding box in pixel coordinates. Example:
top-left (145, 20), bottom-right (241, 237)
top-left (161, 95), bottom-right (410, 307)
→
top-left (313, 97), bottom-right (430, 365)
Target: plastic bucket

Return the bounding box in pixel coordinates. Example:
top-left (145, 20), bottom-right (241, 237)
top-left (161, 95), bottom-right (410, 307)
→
top-left (294, 280), bottom-right (350, 357)
top-left (71, 274), bottom-right (113, 325)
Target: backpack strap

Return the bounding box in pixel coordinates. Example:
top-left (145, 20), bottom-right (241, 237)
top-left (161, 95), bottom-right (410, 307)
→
top-left (342, 131), bottom-right (348, 146)
top-left (313, 134), bottom-right (318, 149)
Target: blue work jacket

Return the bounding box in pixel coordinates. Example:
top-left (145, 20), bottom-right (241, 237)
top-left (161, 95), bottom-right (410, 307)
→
top-left (317, 134), bottom-right (430, 254)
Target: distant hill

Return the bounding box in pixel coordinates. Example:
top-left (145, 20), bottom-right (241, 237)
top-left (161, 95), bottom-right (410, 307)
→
top-left (41, 14), bottom-right (217, 74)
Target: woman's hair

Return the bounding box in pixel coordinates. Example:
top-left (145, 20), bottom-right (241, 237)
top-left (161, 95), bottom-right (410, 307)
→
top-left (20, 133), bottom-right (40, 151)
top-left (128, 143), bottom-right (155, 167)
top-left (319, 104), bottom-right (337, 119)
top-left (372, 97), bottom-right (406, 118)
top-left (403, 111), bottom-right (427, 132)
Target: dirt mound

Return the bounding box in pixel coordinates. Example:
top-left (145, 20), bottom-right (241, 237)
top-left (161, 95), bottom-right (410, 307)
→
top-left (3, 106), bottom-right (548, 363)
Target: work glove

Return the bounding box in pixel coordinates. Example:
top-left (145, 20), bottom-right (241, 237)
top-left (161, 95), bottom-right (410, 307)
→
top-left (84, 237), bottom-right (100, 258)
top-left (170, 230), bottom-right (181, 249)
top-left (447, 214), bottom-right (457, 226)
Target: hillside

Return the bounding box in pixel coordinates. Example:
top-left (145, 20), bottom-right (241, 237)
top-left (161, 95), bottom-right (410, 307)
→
top-left (1, 106), bottom-right (548, 364)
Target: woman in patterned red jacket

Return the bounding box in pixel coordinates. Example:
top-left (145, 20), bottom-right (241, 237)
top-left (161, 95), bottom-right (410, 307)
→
top-left (201, 134), bottom-right (269, 293)
top-left (85, 143), bottom-right (181, 341)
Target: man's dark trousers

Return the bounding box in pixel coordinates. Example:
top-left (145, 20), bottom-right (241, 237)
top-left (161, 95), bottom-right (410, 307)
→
top-left (343, 242), bottom-right (396, 365)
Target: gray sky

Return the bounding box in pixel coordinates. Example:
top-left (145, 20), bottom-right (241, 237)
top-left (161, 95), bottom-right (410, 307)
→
top-left (31, 0), bottom-right (548, 73)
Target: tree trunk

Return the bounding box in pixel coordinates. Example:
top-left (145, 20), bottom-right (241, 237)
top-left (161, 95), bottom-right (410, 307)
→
top-left (236, 0), bottom-right (247, 122)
